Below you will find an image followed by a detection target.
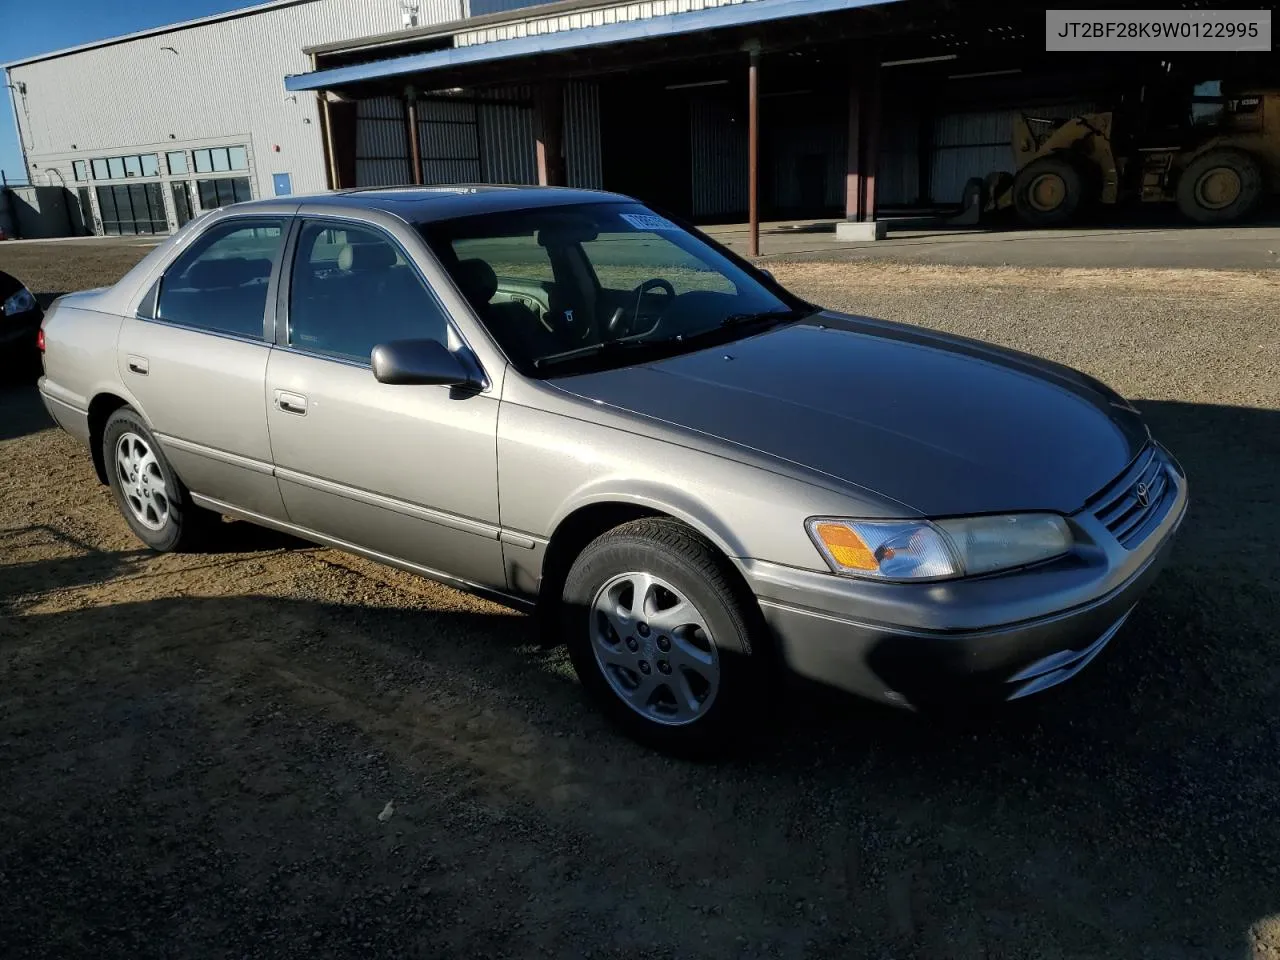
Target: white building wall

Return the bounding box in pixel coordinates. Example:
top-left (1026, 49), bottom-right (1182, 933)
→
top-left (7, 0), bottom-right (463, 230)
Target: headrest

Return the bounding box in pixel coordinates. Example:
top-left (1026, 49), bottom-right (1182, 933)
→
top-left (184, 257), bottom-right (261, 289)
top-left (453, 258), bottom-right (497, 306)
top-left (337, 242), bottom-right (398, 272)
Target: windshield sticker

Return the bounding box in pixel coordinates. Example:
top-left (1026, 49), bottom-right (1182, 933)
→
top-left (620, 213), bottom-right (679, 232)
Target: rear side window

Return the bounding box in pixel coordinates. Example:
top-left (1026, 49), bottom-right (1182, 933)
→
top-left (156, 219), bottom-right (284, 339)
top-left (288, 220), bottom-right (450, 364)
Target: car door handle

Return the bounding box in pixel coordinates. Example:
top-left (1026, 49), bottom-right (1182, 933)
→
top-left (126, 355), bottom-right (149, 375)
top-left (274, 390), bottom-right (308, 415)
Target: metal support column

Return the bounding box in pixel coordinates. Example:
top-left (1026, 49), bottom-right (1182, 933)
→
top-left (534, 81), bottom-right (566, 186)
top-left (747, 45), bottom-right (760, 257)
top-left (844, 63), bottom-right (882, 222)
top-left (404, 86), bottom-right (423, 185)
top-left (319, 94), bottom-right (339, 190)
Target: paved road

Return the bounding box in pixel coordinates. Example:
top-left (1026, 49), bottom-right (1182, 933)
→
top-left (705, 219), bottom-right (1280, 270)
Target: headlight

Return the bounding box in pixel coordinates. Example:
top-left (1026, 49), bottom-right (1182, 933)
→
top-left (2, 287), bottom-right (37, 316)
top-left (807, 514), bottom-right (1071, 582)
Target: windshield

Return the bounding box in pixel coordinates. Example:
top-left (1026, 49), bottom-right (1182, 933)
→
top-left (419, 202), bottom-right (807, 376)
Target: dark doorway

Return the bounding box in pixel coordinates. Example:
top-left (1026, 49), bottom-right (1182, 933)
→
top-left (600, 79), bottom-right (693, 217)
top-left (75, 187), bottom-right (95, 235)
top-left (172, 181), bottom-right (193, 227)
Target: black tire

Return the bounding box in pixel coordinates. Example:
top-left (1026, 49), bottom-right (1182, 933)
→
top-left (102, 407), bottom-right (213, 552)
top-left (1176, 148), bottom-right (1263, 224)
top-left (560, 517), bottom-right (767, 757)
top-left (1012, 155), bottom-right (1089, 227)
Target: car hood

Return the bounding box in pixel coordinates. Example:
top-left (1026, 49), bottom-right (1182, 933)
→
top-left (552, 313), bottom-right (1148, 516)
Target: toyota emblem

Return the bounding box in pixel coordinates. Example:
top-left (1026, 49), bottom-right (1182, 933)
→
top-left (1134, 481), bottom-right (1150, 507)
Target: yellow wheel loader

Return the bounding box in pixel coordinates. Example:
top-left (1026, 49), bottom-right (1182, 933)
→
top-left (977, 83), bottom-right (1280, 227)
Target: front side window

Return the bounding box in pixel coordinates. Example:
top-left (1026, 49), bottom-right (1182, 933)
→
top-left (155, 218), bottom-right (284, 339)
top-left (288, 220), bottom-right (450, 364)
top-left (419, 202), bottom-right (804, 376)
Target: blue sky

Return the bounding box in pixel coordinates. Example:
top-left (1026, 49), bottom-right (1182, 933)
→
top-left (2, 0), bottom-right (248, 183)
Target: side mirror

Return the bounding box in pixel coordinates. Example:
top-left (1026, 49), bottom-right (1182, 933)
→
top-left (371, 339), bottom-right (475, 387)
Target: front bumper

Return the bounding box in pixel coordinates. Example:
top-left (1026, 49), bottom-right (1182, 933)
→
top-left (748, 445), bottom-right (1188, 708)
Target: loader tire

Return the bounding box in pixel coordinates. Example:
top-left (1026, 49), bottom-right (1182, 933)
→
top-left (1176, 148), bottom-right (1263, 224)
top-left (1012, 155), bottom-right (1089, 227)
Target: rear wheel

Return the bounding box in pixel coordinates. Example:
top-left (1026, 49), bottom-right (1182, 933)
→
top-left (561, 518), bottom-right (766, 756)
top-left (102, 407), bottom-right (214, 552)
top-left (1012, 155), bottom-right (1090, 227)
top-left (1176, 148), bottom-right (1262, 224)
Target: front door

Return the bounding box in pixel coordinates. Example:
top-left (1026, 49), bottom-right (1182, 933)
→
top-left (265, 217), bottom-right (504, 590)
top-left (117, 216), bottom-right (288, 519)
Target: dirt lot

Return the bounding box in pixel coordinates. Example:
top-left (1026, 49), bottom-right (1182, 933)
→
top-left (1, 241), bottom-right (1278, 960)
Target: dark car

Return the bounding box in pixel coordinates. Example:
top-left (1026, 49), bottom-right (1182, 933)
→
top-left (0, 269), bottom-right (44, 369)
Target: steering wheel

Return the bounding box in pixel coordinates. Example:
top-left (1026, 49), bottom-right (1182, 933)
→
top-left (607, 277), bottom-right (676, 338)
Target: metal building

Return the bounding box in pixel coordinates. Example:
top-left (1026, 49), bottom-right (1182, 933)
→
top-left (4, 0), bottom-right (476, 236)
top-left (6, 0), bottom-right (1271, 243)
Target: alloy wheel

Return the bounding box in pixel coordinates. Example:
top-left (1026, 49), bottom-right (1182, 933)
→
top-left (589, 571), bottom-right (720, 726)
top-left (115, 432), bottom-right (170, 531)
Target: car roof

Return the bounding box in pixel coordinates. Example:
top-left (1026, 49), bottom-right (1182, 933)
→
top-left (231, 185), bottom-right (632, 223)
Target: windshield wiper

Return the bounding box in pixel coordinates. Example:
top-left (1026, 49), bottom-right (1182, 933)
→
top-left (720, 307), bottom-right (812, 328)
top-left (533, 337), bottom-right (656, 371)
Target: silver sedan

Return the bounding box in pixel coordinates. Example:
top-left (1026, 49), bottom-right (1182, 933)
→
top-left (37, 186), bottom-right (1187, 754)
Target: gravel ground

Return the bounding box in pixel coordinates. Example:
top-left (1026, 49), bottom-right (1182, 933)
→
top-left (1, 241), bottom-right (1278, 960)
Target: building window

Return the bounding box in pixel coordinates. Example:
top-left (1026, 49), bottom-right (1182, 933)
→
top-left (167, 151), bottom-right (188, 175)
top-left (194, 146), bottom-right (249, 175)
top-left (196, 176), bottom-right (253, 210)
top-left (95, 183), bottom-right (168, 235)
top-left (141, 154), bottom-right (160, 177)
top-left (91, 158), bottom-right (109, 179)
top-left (107, 157), bottom-right (126, 179)
top-left (73, 160), bottom-right (88, 182)
top-left (124, 155), bottom-right (142, 178)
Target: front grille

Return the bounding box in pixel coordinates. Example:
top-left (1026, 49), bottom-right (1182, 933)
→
top-left (1087, 446), bottom-right (1171, 548)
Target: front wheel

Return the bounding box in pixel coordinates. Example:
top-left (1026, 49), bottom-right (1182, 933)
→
top-left (561, 518), bottom-right (767, 756)
top-left (1012, 155), bottom-right (1090, 227)
top-left (102, 407), bottom-right (214, 552)
top-left (1176, 148), bottom-right (1263, 224)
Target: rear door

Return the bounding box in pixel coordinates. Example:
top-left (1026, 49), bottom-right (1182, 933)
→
top-left (263, 215), bottom-right (505, 591)
top-left (117, 216), bottom-right (288, 519)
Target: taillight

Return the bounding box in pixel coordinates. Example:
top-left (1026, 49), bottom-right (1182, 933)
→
top-left (36, 328), bottom-right (45, 352)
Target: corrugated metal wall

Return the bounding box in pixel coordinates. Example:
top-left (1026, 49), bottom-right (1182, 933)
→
top-left (930, 102), bottom-right (1095, 203)
top-left (878, 107), bottom-right (920, 207)
top-left (564, 81), bottom-right (603, 190)
top-left (357, 96), bottom-right (411, 186)
top-left (418, 98), bottom-right (483, 184)
top-left (763, 98), bottom-right (844, 214)
top-left (457, 0), bottom-right (773, 46)
top-left (689, 93), bottom-right (747, 218)
top-left (477, 87), bottom-right (538, 184)
top-left (8, 0), bottom-right (461, 219)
